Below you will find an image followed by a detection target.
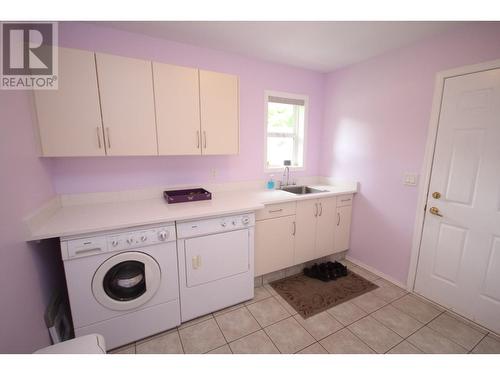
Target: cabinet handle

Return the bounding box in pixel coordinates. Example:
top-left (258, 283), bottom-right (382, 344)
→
top-left (319, 203), bottom-right (323, 216)
top-left (292, 221), bottom-right (296, 235)
top-left (196, 130), bottom-right (200, 149)
top-left (96, 127), bottom-right (102, 149)
top-left (106, 127), bottom-right (111, 149)
top-left (314, 203), bottom-right (318, 217)
top-left (203, 131), bottom-right (207, 149)
top-left (341, 198), bottom-right (351, 202)
top-left (269, 208), bottom-right (283, 213)
top-left (337, 212), bottom-right (341, 226)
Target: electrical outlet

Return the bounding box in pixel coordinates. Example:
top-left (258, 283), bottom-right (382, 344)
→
top-left (403, 172), bottom-right (418, 186)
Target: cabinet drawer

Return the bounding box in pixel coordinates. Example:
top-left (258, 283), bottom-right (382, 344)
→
top-left (256, 202), bottom-right (296, 221)
top-left (337, 194), bottom-right (353, 207)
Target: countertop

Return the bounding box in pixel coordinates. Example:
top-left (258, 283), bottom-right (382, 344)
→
top-left (27, 184), bottom-right (357, 241)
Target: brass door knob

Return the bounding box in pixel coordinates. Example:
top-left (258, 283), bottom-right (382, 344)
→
top-left (432, 192), bottom-right (441, 199)
top-left (429, 207), bottom-right (443, 217)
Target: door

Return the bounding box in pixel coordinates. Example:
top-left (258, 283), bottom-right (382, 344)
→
top-left (96, 53), bottom-right (157, 155)
top-left (153, 63), bottom-right (202, 155)
top-left (183, 229), bottom-right (249, 287)
top-left (255, 216), bottom-right (295, 276)
top-left (199, 70), bottom-right (239, 155)
top-left (335, 205), bottom-right (352, 253)
top-left (415, 68), bottom-right (500, 333)
top-left (34, 47), bottom-right (105, 156)
top-left (294, 199), bottom-right (318, 264)
top-left (315, 197), bottom-right (337, 258)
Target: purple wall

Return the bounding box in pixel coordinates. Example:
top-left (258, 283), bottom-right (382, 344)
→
top-left (320, 22), bottom-right (500, 284)
top-left (0, 91), bottom-right (59, 353)
top-left (51, 22), bottom-right (326, 194)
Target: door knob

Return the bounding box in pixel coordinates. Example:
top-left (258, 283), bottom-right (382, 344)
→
top-left (432, 192), bottom-right (441, 199)
top-left (429, 207), bottom-right (443, 217)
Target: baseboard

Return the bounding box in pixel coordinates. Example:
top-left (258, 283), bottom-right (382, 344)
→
top-left (345, 255), bottom-right (408, 290)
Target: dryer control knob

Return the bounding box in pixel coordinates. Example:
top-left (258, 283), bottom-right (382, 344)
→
top-left (126, 237), bottom-right (134, 245)
top-left (220, 220), bottom-right (227, 228)
top-left (141, 235), bottom-right (147, 242)
top-left (242, 216), bottom-right (250, 225)
top-left (158, 231), bottom-right (168, 241)
top-left (111, 240), bottom-right (119, 247)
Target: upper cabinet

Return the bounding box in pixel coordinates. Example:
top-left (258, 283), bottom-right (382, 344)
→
top-left (95, 53), bottom-right (157, 156)
top-left (33, 48), bottom-right (240, 157)
top-left (199, 70), bottom-right (239, 155)
top-left (153, 63), bottom-right (201, 155)
top-left (34, 47), bottom-right (105, 156)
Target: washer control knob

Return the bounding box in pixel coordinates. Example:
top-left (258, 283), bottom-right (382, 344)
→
top-left (126, 236), bottom-right (134, 245)
top-left (232, 220), bottom-right (237, 226)
top-left (158, 231), bottom-right (168, 241)
top-left (242, 216), bottom-right (250, 225)
top-left (141, 235), bottom-right (147, 242)
top-left (220, 220), bottom-right (227, 228)
top-left (111, 240), bottom-right (119, 247)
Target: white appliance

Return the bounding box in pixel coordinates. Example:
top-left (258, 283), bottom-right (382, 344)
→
top-left (176, 213), bottom-right (255, 322)
top-left (60, 223), bottom-right (180, 350)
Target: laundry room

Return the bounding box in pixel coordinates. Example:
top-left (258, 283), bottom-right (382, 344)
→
top-left (1, 1), bottom-right (500, 373)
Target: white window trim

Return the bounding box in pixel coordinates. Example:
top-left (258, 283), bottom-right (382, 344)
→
top-left (263, 90), bottom-right (309, 173)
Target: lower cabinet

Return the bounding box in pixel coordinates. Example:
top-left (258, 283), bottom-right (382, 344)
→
top-left (254, 194), bottom-right (353, 277)
top-left (255, 215), bottom-right (296, 277)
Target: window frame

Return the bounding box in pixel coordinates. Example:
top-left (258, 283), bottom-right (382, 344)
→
top-left (263, 90), bottom-right (309, 173)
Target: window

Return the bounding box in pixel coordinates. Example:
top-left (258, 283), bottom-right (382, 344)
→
top-left (265, 92), bottom-right (307, 170)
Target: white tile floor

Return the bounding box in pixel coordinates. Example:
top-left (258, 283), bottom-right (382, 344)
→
top-left (110, 262), bottom-right (500, 354)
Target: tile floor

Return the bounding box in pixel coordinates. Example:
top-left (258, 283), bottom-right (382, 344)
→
top-left (110, 261), bottom-right (500, 354)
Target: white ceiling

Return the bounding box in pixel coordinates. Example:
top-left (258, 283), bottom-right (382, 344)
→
top-left (98, 21), bottom-right (465, 72)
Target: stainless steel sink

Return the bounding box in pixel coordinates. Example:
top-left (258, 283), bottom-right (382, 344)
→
top-left (280, 185), bottom-right (326, 195)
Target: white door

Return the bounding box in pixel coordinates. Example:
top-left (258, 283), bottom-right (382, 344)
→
top-left (96, 53), bottom-right (158, 156)
top-left (415, 68), bottom-right (500, 333)
top-left (294, 199), bottom-right (318, 264)
top-left (199, 70), bottom-right (239, 155)
top-left (153, 63), bottom-right (202, 155)
top-left (34, 47), bottom-right (105, 156)
top-left (335, 205), bottom-right (352, 253)
top-left (315, 197), bottom-right (337, 258)
top-left (183, 229), bottom-right (250, 287)
top-left (255, 216), bottom-right (295, 276)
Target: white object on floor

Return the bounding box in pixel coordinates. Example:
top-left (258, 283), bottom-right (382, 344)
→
top-left (34, 334), bottom-right (106, 354)
top-left (60, 223), bottom-right (180, 350)
top-left (415, 67), bottom-right (500, 334)
top-left (176, 213), bottom-right (255, 322)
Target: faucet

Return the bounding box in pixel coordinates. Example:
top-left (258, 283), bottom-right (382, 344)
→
top-left (282, 160), bottom-right (292, 187)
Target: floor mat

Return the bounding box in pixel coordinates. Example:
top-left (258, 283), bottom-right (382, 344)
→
top-left (270, 270), bottom-right (378, 319)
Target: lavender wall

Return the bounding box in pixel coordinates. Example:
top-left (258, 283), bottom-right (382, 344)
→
top-left (0, 91), bottom-right (60, 353)
top-left (320, 22), bottom-right (500, 284)
top-left (51, 22), bottom-right (325, 194)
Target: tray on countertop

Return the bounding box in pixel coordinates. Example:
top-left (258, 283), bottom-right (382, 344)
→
top-left (163, 188), bottom-right (212, 204)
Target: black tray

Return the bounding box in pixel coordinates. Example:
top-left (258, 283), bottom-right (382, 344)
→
top-left (163, 188), bottom-right (212, 204)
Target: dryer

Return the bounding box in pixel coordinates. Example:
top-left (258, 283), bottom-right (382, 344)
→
top-left (60, 223), bottom-right (180, 350)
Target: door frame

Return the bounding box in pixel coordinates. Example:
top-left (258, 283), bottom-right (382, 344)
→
top-left (407, 58), bottom-right (500, 291)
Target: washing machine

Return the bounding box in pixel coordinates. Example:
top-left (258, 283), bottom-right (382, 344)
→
top-left (60, 223), bottom-right (180, 350)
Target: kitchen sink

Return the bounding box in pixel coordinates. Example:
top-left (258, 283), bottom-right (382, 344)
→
top-left (280, 185), bottom-right (327, 195)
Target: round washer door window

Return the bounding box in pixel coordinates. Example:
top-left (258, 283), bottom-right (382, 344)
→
top-left (92, 251), bottom-right (161, 311)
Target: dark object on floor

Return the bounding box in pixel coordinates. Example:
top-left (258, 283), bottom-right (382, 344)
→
top-left (269, 268), bottom-right (378, 319)
top-left (304, 261), bottom-right (348, 282)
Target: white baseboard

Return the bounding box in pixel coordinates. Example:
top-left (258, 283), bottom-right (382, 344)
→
top-left (345, 255), bottom-right (408, 290)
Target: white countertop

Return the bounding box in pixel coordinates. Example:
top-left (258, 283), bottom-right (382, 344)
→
top-left (27, 184), bottom-right (357, 241)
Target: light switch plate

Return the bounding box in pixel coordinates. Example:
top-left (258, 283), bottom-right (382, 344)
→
top-left (403, 173), bottom-right (418, 186)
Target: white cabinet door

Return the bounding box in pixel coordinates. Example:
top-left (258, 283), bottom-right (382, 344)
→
top-left (199, 70), bottom-right (239, 155)
top-left (153, 63), bottom-right (201, 155)
top-left (34, 47), bottom-right (104, 156)
top-left (255, 216), bottom-right (295, 276)
top-left (315, 197), bottom-right (337, 258)
top-left (96, 53), bottom-right (157, 156)
top-left (335, 205), bottom-right (352, 253)
top-left (294, 199), bottom-right (318, 264)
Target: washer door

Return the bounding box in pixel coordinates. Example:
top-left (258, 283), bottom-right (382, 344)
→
top-left (92, 251), bottom-right (161, 311)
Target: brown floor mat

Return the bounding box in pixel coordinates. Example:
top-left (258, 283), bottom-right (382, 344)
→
top-left (270, 270), bottom-right (378, 319)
